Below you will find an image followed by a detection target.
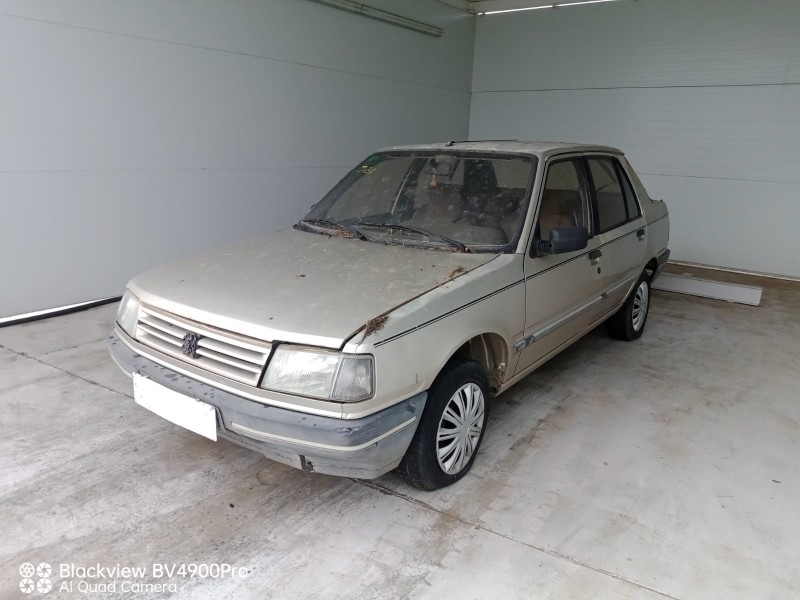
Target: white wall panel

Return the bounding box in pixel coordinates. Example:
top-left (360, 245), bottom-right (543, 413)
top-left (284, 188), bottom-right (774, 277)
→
top-left (0, 0), bottom-right (475, 317)
top-left (470, 0), bottom-right (800, 277)
top-left (643, 175), bottom-right (799, 277)
top-left (2, 169), bottom-right (341, 314)
top-left (473, 0), bottom-right (800, 90)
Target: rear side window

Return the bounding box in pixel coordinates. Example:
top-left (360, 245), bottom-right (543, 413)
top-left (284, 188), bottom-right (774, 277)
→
top-left (587, 157), bottom-right (641, 232)
top-left (617, 163), bottom-right (641, 220)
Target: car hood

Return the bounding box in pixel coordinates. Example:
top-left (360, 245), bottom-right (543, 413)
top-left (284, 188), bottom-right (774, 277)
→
top-left (128, 228), bottom-right (497, 349)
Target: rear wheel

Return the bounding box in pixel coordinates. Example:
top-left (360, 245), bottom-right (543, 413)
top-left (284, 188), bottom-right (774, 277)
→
top-left (608, 272), bottom-right (651, 341)
top-left (397, 361), bottom-right (489, 490)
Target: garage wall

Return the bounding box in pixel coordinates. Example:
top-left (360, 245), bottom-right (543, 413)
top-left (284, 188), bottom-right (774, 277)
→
top-left (469, 0), bottom-right (800, 278)
top-left (0, 0), bottom-right (475, 318)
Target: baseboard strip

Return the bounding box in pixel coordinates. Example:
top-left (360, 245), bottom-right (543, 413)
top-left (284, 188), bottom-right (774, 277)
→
top-left (652, 273), bottom-right (762, 306)
top-left (0, 297), bottom-right (121, 328)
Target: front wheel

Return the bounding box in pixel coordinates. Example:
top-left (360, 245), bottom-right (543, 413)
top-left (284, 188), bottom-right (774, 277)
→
top-left (397, 361), bottom-right (489, 490)
top-left (608, 273), bottom-right (651, 341)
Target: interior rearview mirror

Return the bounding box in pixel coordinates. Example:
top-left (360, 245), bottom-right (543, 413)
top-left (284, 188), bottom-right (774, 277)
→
top-left (422, 155), bottom-right (457, 177)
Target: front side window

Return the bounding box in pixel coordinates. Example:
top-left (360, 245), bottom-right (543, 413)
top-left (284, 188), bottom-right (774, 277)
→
top-left (537, 159), bottom-right (591, 240)
top-left (301, 152), bottom-right (536, 252)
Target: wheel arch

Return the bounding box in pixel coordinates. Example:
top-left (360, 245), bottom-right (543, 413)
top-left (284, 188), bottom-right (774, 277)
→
top-left (438, 331), bottom-right (510, 395)
top-left (644, 257), bottom-right (659, 280)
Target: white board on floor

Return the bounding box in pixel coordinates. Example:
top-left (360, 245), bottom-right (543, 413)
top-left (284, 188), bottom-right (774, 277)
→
top-left (652, 274), bottom-right (762, 306)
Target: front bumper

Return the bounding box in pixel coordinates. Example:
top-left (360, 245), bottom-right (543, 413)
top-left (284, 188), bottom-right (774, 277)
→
top-left (108, 331), bottom-right (426, 479)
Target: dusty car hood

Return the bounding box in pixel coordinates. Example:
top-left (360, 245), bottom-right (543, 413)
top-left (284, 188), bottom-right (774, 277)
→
top-left (128, 228), bottom-right (497, 349)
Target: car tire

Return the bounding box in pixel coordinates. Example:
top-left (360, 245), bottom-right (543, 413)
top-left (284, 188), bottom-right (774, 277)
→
top-left (608, 272), bottom-right (651, 341)
top-left (397, 361), bottom-right (489, 490)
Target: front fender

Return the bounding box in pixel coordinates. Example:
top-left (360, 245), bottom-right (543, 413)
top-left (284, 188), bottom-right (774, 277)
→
top-left (340, 254), bottom-right (525, 419)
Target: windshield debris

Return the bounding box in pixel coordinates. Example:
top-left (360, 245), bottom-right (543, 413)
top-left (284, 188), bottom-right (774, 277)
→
top-left (355, 222), bottom-right (468, 253)
top-left (296, 218), bottom-right (368, 240)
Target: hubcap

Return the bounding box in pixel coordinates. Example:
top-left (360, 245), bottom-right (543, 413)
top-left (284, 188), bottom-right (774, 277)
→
top-left (632, 281), bottom-right (649, 331)
top-left (436, 383), bottom-right (485, 475)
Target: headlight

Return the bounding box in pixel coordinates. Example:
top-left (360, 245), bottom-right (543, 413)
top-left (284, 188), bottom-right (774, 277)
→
top-left (261, 346), bottom-right (374, 402)
top-left (116, 290), bottom-right (141, 338)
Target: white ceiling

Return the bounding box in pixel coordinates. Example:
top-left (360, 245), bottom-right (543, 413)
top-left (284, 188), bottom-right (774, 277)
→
top-left (435, 0), bottom-right (629, 15)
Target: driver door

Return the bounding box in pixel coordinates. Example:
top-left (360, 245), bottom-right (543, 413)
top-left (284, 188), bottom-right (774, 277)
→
top-left (514, 156), bottom-right (606, 375)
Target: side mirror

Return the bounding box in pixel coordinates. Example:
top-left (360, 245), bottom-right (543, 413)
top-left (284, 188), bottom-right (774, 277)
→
top-left (549, 226), bottom-right (589, 255)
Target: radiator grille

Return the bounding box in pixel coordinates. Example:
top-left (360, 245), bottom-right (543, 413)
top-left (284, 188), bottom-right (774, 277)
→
top-left (136, 305), bottom-right (271, 385)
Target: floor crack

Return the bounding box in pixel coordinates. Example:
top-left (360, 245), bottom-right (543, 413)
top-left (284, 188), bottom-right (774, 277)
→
top-left (0, 342), bottom-right (132, 399)
top-left (353, 478), bottom-right (682, 600)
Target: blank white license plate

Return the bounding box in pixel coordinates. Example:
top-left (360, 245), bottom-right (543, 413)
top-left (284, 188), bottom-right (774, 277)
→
top-left (133, 374), bottom-right (217, 441)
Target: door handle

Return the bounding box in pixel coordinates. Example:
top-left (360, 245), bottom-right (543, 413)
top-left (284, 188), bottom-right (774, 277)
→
top-left (588, 249), bottom-right (602, 261)
top-left (636, 228), bottom-right (646, 240)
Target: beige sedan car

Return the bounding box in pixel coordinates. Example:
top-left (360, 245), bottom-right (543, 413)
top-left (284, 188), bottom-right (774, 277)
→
top-left (109, 141), bottom-right (669, 490)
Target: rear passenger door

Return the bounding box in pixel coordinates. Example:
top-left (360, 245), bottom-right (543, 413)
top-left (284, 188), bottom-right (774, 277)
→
top-left (585, 155), bottom-right (647, 311)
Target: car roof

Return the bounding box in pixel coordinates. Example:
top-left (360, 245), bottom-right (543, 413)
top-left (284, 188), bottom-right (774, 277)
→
top-left (379, 140), bottom-right (623, 159)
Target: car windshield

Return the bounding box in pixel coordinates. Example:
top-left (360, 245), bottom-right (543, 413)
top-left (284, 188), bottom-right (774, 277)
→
top-left (299, 152), bottom-right (537, 252)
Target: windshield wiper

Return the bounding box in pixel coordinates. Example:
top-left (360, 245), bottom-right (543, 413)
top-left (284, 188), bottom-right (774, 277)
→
top-left (356, 222), bottom-right (468, 252)
top-left (298, 218), bottom-right (368, 240)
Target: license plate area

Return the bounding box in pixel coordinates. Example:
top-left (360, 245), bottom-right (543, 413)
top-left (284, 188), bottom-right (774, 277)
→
top-left (133, 373), bottom-right (217, 441)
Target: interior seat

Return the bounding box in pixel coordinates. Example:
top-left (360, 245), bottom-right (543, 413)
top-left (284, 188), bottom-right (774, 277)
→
top-left (537, 190), bottom-right (575, 239)
top-left (411, 185), bottom-right (463, 226)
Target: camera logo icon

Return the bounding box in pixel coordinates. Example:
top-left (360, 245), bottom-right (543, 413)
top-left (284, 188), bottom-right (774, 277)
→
top-left (18, 562), bottom-right (52, 594)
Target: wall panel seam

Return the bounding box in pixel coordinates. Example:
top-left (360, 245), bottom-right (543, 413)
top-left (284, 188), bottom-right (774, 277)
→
top-left (0, 166), bottom-right (352, 174)
top-left (473, 82), bottom-right (800, 94)
top-left (637, 173), bottom-right (800, 186)
top-left (0, 12), bottom-right (471, 95)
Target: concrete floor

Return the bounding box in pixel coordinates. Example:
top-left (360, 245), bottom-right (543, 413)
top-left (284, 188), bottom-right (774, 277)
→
top-left (1, 267), bottom-right (799, 599)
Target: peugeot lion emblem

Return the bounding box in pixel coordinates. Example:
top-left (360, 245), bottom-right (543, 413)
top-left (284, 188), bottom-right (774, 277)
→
top-left (182, 332), bottom-right (201, 359)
